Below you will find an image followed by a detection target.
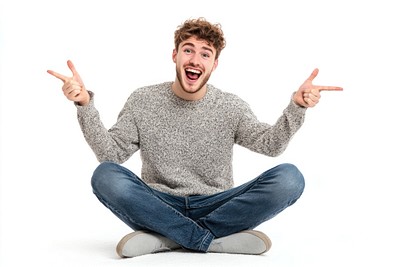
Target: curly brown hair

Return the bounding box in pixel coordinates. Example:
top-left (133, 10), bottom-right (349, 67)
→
top-left (174, 18), bottom-right (226, 59)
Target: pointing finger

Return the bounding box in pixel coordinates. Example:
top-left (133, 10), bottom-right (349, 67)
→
top-left (47, 69), bottom-right (68, 82)
top-left (317, 85), bottom-right (343, 91)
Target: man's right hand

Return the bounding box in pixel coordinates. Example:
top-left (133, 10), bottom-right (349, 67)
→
top-left (47, 60), bottom-right (91, 106)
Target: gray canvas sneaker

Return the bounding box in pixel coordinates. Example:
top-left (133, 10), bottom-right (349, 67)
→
top-left (208, 230), bottom-right (272, 255)
top-left (116, 231), bottom-right (181, 258)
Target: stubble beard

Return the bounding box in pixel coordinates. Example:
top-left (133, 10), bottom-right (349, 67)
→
top-left (176, 67), bottom-right (211, 95)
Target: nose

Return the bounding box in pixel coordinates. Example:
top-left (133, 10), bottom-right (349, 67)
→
top-left (189, 52), bottom-right (201, 66)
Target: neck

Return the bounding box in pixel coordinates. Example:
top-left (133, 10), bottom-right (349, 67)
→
top-left (171, 78), bottom-right (207, 101)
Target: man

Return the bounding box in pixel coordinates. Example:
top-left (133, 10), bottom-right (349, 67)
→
top-left (47, 18), bottom-right (342, 258)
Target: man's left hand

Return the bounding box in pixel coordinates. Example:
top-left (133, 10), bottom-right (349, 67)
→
top-left (293, 68), bottom-right (343, 108)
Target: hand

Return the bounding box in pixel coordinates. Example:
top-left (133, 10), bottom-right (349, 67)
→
top-left (293, 68), bottom-right (343, 108)
top-left (47, 60), bottom-right (90, 106)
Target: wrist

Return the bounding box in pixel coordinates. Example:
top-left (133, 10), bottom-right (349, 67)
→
top-left (76, 91), bottom-right (91, 106)
top-left (292, 93), bottom-right (306, 108)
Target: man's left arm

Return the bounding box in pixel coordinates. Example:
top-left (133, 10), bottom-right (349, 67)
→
top-left (235, 68), bottom-right (342, 156)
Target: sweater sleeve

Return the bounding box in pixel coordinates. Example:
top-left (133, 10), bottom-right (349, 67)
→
top-left (234, 96), bottom-right (306, 157)
top-left (76, 91), bottom-right (140, 163)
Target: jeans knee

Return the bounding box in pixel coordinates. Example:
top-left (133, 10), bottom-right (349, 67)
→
top-left (261, 163), bottom-right (305, 203)
top-left (277, 163), bottom-right (305, 198)
top-left (91, 161), bottom-right (119, 193)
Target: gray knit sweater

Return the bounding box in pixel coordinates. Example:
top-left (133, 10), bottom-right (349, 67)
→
top-left (77, 82), bottom-right (306, 196)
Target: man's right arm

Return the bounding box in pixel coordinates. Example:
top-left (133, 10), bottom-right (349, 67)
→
top-left (76, 91), bottom-right (140, 163)
top-left (47, 60), bottom-right (140, 163)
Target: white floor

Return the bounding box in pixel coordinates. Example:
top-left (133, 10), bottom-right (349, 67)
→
top-left (1, 178), bottom-right (399, 267)
top-left (2, 221), bottom-right (397, 267)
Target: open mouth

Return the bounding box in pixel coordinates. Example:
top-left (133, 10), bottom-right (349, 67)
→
top-left (185, 68), bottom-right (202, 81)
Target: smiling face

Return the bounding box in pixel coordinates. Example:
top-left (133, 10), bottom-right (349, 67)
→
top-left (172, 37), bottom-right (218, 100)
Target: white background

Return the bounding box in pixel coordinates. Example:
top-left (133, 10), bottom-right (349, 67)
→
top-left (1, 0), bottom-right (399, 266)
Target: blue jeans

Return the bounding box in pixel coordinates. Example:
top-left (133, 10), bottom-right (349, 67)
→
top-left (91, 162), bottom-right (305, 252)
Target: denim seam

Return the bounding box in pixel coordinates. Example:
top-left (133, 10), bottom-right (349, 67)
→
top-left (199, 231), bottom-right (214, 252)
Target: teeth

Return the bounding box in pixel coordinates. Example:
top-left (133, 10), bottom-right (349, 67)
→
top-left (186, 68), bottom-right (201, 74)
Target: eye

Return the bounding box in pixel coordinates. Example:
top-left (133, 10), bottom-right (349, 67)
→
top-left (201, 53), bottom-right (210, 59)
top-left (184, 48), bottom-right (192, 54)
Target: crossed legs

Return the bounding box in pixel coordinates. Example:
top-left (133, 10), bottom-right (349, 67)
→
top-left (91, 162), bottom-right (305, 256)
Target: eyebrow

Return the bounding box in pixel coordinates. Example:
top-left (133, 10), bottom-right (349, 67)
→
top-left (181, 42), bottom-right (214, 54)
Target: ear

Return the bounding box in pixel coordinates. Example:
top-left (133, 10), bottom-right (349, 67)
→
top-left (172, 49), bottom-right (177, 63)
top-left (212, 58), bottom-right (219, 71)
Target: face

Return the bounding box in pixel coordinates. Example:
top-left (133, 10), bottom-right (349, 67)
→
top-left (172, 37), bottom-right (218, 100)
